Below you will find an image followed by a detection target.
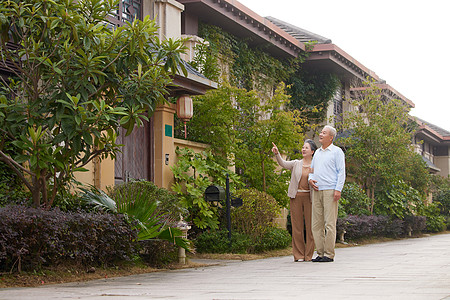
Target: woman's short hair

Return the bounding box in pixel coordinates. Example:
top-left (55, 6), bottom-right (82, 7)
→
top-left (304, 139), bottom-right (318, 155)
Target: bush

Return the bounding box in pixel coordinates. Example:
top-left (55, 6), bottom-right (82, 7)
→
top-left (254, 227), bottom-right (291, 252)
top-left (0, 160), bottom-right (30, 207)
top-left (434, 189), bottom-right (450, 216)
top-left (0, 205), bottom-right (139, 272)
top-left (194, 229), bottom-right (251, 254)
top-left (403, 215), bottom-right (427, 235)
top-left (374, 180), bottom-right (424, 219)
top-left (430, 175), bottom-right (450, 216)
top-left (108, 180), bottom-right (188, 227)
top-left (340, 182), bottom-right (371, 216)
top-left (338, 215), bottom-right (405, 241)
top-left (139, 239), bottom-right (178, 267)
top-left (420, 202), bottom-right (446, 232)
top-left (231, 189), bottom-right (280, 239)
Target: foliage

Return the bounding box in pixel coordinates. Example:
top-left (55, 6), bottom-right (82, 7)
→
top-left (51, 187), bottom-right (88, 212)
top-left (0, 162), bottom-right (30, 207)
top-left (108, 180), bottom-right (188, 227)
top-left (403, 215), bottom-right (427, 235)
top-left (171, 147), bottom-right (242, 230)
top-left (0, 0), bottom-right (187, 207)
top-left (419, 202), bottom-right (447, 232)
top-left (402, 152), bottom-right (431, 193)
top-left (430, 175), bottom-right (450, 216)
top-left (287, 70), bottom-right (341, 123)
top-left (254, 227), bottom-right (291, 252)
top-left (138, 239), bottom-right (178, 267)
top-left (194, 229), bottom-right (251, 254)
top-left (374, 180), bottom-right (425, 219)
top-left (339, 182), bottom-right (371, 216)
top-left (0, 205), bottom-right (138, 272)
top-left (81, 184), bottom-right (191, 251)
top-left (179, 82), bottom-right (305, 207)
top-left (231, 189), bottom-right (281, 239)
top-left (194, 226), bottom-right (290, 254)
top-left (339, 79), bottom-right (426, 213)
top-left (192, 23), bottom-right (337, 126)
top-left (338, 215), bottom-right (405, 240)
top-left (194, 23), bottom-right (300, 92)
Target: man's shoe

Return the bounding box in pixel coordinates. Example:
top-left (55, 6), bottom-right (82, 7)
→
top-left (311, 256), bottom-right (323, 262)
top-left (318, 256), bottom-right (334, 262)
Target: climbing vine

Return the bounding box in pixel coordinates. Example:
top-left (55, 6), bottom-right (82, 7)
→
top-left (190, 22), bottom-right (340, 123)
top-left (192, 23), bottom-right (301, 92)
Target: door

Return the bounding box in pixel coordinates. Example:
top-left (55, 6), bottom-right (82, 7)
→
top-left (114, 118), bottom-right (153, 184)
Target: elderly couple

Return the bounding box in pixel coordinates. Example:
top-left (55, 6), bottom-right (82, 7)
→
top-left (272, 125), bottom-right (345, 262)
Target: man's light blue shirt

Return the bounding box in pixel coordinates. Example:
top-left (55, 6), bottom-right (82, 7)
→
top-left (308, 144), bottom-right (346, 192)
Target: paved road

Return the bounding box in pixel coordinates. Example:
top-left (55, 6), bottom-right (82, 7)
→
top-left (1, 233), bottom-right (450, 300)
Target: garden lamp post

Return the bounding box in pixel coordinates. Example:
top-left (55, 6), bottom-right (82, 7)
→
top-left (176, 216), bottom-right (191, 264)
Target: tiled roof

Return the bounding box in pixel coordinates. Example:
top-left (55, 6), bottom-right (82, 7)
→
top-left (265, 16), bottom-right (332, 44)
top-left (182, 60), bottom-right (208, 80)
top-left (421, 155), bottom-right (440, 172)
top-left (415, 117), bottom-right (450, 137)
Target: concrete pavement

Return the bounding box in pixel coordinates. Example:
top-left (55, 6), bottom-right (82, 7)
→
top-left (1, 233), bottom-right (450, 300)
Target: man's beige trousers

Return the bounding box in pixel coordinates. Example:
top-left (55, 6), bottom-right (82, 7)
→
top-left (311, 189), bottom-right (338, 259)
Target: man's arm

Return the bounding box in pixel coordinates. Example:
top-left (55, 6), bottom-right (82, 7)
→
top-left (308, 156), bottom-right (318, 191)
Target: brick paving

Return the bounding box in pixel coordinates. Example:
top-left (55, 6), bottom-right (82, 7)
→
top-left (1, 233), bottom-right (449, 299)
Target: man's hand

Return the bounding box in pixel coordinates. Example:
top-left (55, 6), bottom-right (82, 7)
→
top-left (309, 179), bottom-right (318, 191)
top-left (334, 190), bottom-right (341, 202)
top-left (271, 142), bottom-right (279, 155)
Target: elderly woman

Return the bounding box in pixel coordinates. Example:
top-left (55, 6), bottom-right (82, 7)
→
top-left (272, 140), bottom-right (317, 262)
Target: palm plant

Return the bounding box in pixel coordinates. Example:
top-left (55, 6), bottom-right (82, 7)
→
top-left (81, 185), bottom-right (191, 251)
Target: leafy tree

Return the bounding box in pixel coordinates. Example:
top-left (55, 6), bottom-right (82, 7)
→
top-left (0, 0), bottom-right (186, 207)
top-left (430, 175), bottom-right (450, 216)
top-left (181, 82), bottom-right (305, 207)
top-left (171, 147), bottom-right (242, 230)
top-left (339, 79), bottom-right (427, 213)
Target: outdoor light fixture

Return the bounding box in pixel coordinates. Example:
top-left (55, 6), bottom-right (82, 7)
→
top-left (204, 175), bottom-right (243, 248)
top-left (176, 94), bottom-right (193, 139)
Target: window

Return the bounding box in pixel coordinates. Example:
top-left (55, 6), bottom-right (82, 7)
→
top-left (108, 0), bottom-right (142, 27)
top-left (333, 87), bottom-right (343, 130)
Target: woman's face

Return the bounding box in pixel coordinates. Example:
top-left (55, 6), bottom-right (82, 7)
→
top-left (302, 143), bottom-right (314, 158)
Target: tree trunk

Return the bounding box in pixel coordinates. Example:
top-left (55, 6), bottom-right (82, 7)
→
top-left (261, 160), bottom-right (266, 192)
top-left (370, 188), bottom-right (375, 214)
top-left (31, 176), bottom-right (41, 207)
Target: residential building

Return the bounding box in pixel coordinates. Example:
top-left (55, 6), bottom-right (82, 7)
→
top-left (414, 118), bottom-right (450, 177)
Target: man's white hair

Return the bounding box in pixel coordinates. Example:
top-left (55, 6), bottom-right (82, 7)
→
top-left (323, 125), bottom-right (337, 140)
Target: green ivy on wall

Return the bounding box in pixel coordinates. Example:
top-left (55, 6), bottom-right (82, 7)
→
top-left (192, 23), bottom-right (301, 92)
top-left (190, 22), bottom-right (340, 122)
top-left (287, 70), bottom-right (341, 122)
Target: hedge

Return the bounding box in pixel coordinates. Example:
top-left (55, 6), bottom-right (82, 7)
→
top-left (0, 205), bottom-right (138, 272)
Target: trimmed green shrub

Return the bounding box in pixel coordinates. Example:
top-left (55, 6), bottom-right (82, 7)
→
top-left (254, 227), bottom-right (291, 252)
top-left (231, 189), bottom-right (280, 239)
top-left (0, 205), bottom-right (138, 272)
top-left (194, 229), bottom-right (251, 254)
top-left (338, 215), bottom-right (404, 241)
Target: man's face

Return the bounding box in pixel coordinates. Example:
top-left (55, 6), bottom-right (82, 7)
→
top-left (319, 127), bottom-right (333, 145)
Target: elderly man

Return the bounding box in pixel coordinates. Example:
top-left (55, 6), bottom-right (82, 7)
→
top-left (308, 125), bottom-right (345, 262)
